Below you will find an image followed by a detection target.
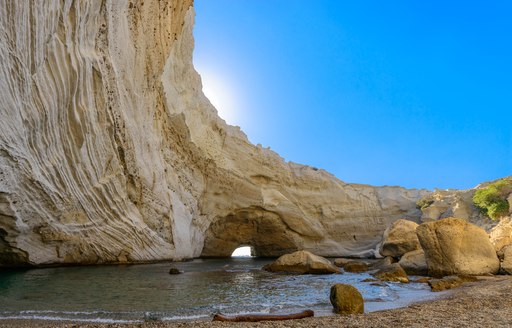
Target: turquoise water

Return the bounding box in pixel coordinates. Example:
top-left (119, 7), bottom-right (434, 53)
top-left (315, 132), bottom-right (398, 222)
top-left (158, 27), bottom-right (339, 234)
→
top-left (0, 258), bottom-right (440, 323)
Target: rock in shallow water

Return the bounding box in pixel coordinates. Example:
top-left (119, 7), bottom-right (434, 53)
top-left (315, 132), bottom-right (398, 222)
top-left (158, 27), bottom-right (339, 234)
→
top-left (342, 261), bottom-right (369, 273)
top-left (372, 263), bottom-right (409, 283)
top-left (330, 284), bottom-right (364, 315)
top-left (263, 251), bottom-right (340, 274)
top-left (169, 267), bottom-right (181, 275)
top-left (428, 276), bottom-right (463, 292)
top-left (428, 275), bottom-right (478, 292)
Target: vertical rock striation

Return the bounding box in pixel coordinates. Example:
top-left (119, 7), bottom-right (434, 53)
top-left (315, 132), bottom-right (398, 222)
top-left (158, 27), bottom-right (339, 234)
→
top-left (0, 0), bottom-right (427, 266)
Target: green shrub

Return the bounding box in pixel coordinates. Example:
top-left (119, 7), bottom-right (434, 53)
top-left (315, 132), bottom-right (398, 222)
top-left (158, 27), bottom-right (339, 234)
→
top-left (416, 197), bottom-right (434, 210)
top-left (473, 178), bottom-right (512, 221)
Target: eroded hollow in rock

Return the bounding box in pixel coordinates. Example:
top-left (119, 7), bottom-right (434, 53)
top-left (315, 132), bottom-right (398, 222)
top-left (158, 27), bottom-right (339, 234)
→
top-left (201, 207), bottom-right (299, 258)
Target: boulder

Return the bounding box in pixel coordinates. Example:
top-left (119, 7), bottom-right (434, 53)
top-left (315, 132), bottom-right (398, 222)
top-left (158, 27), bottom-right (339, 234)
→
top-left (263, 251), bottom-right (341, 274)
top-left (343, 261), bottom-right (369, 273)
top-left (412, 277), bottom-right (431, 284)
top-left (416, 217), bottom-right (500, 277)
top-left (428, 276), bottom-right (463, 292)
top-left (333, 258), bottom-right (352, 268)
top-left (362, 278), bottom-right (379, 283)
top-left (370, 256), bottom-right (395, 270)
top-left (168, 267), bottom-right (181, 274)
top-left (428, 275), bottom-right (479, 292)
top-left (398, 249), bottom-right (428, 275)
top-left (329, 284), bottom-right (364, 315)
top-left (501, 245), bottom-right (512, 274)
top-left (372, 263), bottom-right (409, 283)
top-left (490, 218), bottom-right (512, 252)
top-left (379, 219), bottom-right (421, 258)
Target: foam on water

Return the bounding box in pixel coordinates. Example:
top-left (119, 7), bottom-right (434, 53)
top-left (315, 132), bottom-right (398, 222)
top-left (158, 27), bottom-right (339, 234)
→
top-left (0, 314), bottom-right (141, 324)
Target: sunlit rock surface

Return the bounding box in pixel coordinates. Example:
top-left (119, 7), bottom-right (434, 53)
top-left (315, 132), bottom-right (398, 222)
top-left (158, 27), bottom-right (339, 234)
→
top-left (417, 218), bottom-right (500, 277)
top-left (0, 0), bottom-right (428, 266)
top-left (379, 219), bottom-right (420, 258)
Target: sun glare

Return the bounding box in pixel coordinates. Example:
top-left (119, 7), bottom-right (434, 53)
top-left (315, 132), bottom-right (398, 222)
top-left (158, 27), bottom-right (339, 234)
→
top-left (200, 71), bottom-right (239, 126)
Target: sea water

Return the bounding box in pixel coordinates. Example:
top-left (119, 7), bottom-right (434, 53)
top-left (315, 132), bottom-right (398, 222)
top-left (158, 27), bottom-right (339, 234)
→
top-left (0, 258), bottom-right (442, 323)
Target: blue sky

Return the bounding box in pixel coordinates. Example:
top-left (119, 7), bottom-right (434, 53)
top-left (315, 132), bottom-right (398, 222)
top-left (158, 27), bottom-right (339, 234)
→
top-left (193, 1), bottom-right (511, 190)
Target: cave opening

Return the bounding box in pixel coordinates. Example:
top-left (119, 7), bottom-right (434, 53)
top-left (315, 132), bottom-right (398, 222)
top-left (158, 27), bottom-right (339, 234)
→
top-left (201, 207), bottom-right (299, 258)
top-left (231, 246), bottom-right (255, 258)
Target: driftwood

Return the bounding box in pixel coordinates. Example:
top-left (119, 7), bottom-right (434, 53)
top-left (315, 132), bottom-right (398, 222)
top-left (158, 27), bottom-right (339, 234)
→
top-left (212, 310), bottom-right (314, 322)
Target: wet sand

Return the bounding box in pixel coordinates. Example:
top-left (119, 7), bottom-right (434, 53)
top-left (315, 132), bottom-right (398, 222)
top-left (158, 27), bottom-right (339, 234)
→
top-left (2, 276), bottom-right (511, 328)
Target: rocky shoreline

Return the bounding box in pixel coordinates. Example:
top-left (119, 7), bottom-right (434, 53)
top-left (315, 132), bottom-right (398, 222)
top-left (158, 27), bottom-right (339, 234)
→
top-left (2, 276), bottom-right (511, 328)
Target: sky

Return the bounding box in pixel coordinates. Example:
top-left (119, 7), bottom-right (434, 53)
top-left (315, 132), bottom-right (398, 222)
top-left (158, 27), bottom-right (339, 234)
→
top-left (192, 1), bottom-right (512, 190)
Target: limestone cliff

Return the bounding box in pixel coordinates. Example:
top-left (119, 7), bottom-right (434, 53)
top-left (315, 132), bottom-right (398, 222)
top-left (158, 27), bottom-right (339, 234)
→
top-left (0, 0), bottom-right (428, 267)
top-left (417, 178), bottom-right (512, 252)
top-left (417, 178), bottom-right (512, 231)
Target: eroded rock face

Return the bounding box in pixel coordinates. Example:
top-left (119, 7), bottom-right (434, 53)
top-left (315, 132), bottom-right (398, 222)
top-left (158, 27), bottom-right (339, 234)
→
top-left (417, 218), bottom-right (500, 277)
top-left (0, 0), bottom-right (428, 266)
top-left (379, 219), bottom-right (420, 258)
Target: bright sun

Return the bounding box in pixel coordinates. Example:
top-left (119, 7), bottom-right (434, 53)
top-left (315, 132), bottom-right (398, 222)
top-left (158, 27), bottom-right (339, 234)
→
top-left (200, 71), bottom-right (238, 125)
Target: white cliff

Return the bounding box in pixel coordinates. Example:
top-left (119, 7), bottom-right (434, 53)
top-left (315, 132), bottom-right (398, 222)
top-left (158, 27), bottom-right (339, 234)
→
top-left (0, 0), bottom-right (428, 266)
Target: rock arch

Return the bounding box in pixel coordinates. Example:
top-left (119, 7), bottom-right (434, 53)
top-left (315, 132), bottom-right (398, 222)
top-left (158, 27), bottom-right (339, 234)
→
top-left (201, 207), bottom-right (300, 257)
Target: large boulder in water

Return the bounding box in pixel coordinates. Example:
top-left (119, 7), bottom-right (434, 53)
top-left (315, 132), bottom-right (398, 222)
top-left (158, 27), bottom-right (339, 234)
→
top-left (379, 219), bottom-right (421, 258)
top-left (399, 249), bottom-right (428, 275)
top-left (263, 250), bottom-right (340, 274)
top-left (416, 217), bottom-right (500, 277)
top-left (330, 284), bottom-right (364, 315)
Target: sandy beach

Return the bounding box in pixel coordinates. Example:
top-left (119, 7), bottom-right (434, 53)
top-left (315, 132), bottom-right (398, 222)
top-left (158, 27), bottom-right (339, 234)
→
top-left (2, 276), bottom-right (511, 328)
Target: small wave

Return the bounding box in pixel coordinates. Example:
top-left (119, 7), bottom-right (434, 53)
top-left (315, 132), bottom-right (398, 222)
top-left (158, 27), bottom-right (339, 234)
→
top-left (18, 310), bottom-right (113, 315)
top-left (160, 314), bottom-right (210, 321)
top-left (220, 309), bottom-right (272, 316)
top-left (0, 315), bottom-right (142, 324)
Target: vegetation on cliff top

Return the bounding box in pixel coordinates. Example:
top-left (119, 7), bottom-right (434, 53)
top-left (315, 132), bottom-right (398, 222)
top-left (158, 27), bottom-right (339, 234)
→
top-left (416, 196), bottom-right (435, 210)
top-left (473, 178), bottom-right (512, 221)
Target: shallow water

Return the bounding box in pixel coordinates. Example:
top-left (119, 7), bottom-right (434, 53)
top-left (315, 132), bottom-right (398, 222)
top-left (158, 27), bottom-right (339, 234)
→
top-left (0, 258), bottom-right (441, 323)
